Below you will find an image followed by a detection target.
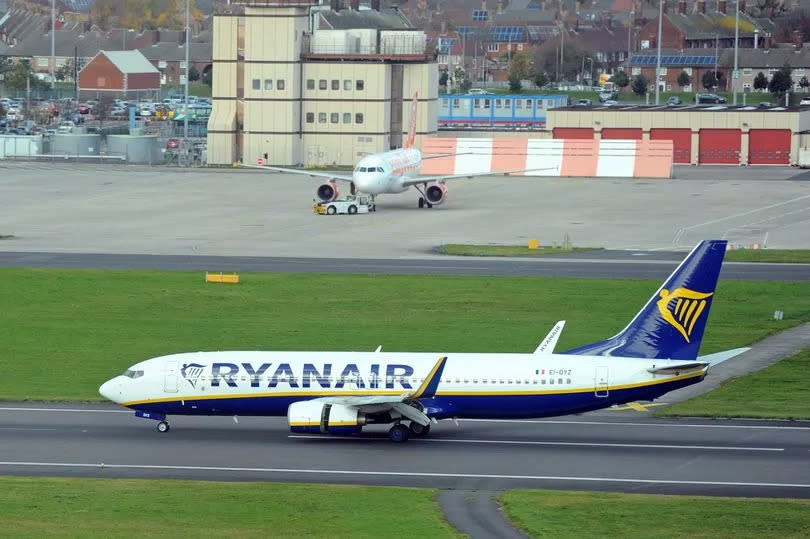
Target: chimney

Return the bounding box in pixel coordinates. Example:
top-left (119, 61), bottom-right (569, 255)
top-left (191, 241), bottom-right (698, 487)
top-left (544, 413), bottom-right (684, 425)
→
top-left (371, 0), bottom-right (381, 10)
top-left (793, 29), bottom-right (803, 51)
top-left (718, 0), bottom-right (726, 14)
top-left (697, 0), bottom-right (706, 14)
top-left (349, 0), bottom-right (359, 9)
top-left (678, 0), bottom-right (686, 14)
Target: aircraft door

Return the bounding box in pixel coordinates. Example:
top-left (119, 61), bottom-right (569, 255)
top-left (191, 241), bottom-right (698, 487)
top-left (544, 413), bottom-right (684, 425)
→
top-left (594, 366), bottom-right (609, 397)
top-left (164, 360), bottom-right (179, 393)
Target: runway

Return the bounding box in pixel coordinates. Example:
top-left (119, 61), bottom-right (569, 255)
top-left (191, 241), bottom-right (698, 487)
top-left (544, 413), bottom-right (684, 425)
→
top-left (0, 251), bottom-right (807, 280)
top-left (2, 404), bottom-right (808, 498)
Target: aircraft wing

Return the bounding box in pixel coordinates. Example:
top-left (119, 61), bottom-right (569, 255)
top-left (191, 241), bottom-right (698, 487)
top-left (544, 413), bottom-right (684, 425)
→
top-left (400, 167), bottom-right (554, 187)
top-left (319, 356), bottom-right (448, 426)
top-left (535, 321), bottom-right (565, 354)
top-left (242, 164), bottom-right (354, 182)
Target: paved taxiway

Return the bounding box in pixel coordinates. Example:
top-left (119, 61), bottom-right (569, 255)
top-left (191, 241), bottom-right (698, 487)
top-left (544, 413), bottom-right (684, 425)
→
top-left (1, 404), bottom-right (808, 498)
top-left (0, 251), bottom-right (807, 280)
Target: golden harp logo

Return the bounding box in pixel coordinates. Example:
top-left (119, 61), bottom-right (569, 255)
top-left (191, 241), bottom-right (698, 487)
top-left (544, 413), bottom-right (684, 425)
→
top-left (656, 288), bottom-right (714, 343)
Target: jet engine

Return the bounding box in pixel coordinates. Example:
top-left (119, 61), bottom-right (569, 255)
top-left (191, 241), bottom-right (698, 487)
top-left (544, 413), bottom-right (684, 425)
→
top-left (316, 182), bottom-right (339, 203)
top-left (424, 183), bottom-right (448, 205)
top-left (288, 400), bottom-right (365, 435)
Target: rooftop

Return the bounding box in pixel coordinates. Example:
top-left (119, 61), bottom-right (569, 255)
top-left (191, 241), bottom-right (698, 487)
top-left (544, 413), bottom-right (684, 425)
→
top-left (97, 50), bottom-right (160, 74)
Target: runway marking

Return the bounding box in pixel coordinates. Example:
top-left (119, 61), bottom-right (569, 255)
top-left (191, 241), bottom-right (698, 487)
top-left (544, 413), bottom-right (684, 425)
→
top-left (0, 407), bottom-right (130, 414)
top-left (287, 435), bottom-right (783, 452)
top-left (1, 461), bottom-right (808, 489)
top-left (460, 418), bottom-right (810, 431)
top-left (609, 401), bottom-right (669, 412)
top-left (0, 427), bottom-right (59, 431)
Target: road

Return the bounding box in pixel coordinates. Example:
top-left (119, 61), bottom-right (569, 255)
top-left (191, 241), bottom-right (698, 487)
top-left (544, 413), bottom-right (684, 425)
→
top-left (0, 251), bottom-right (807, 280)
top-left (1, 404), bottom-right (808, 498)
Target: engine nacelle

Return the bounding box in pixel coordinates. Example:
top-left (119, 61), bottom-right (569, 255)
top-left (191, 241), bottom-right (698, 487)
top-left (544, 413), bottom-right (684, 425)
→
top-left (316, 182), bottom-right (339, 203)
top-left (288, 400), bottom-right (365, 435)
top-left (425, 183), bottom-right (448, 205)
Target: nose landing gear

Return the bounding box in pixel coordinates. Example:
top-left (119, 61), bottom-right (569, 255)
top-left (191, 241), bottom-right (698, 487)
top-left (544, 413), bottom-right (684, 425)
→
top-left (156, 420), bottom-right (170, 433)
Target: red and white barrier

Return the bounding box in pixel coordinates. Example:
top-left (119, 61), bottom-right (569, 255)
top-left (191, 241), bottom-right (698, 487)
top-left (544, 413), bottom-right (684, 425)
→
top-left (420, 138), bottom-right (673, 179)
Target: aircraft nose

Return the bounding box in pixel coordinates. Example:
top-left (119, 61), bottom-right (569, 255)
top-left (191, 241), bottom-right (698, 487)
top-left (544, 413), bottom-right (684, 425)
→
top-left (99, 379), bottom-right (121, 403)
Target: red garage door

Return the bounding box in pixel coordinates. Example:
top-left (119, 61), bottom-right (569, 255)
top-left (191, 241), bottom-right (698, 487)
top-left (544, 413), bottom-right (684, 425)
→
top-left (699, 129), bottom-right (741, 164)
top-left (553, 127), bottom-right (594, 139)
top-left (749, 129), bottom-right (791, 164)
top-left (601, 128), bottom-right (642, 140)
top-left (650, 128), bottom-right (691, 163)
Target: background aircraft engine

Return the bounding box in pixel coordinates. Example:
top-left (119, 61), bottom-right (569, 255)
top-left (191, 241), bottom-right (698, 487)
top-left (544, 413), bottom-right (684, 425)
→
top-left (316, 182), bottom-right (339, 202)
top-left (425, 183), bottom-right (448, 205)
top-left (288, 400), bottom-right (365, 434)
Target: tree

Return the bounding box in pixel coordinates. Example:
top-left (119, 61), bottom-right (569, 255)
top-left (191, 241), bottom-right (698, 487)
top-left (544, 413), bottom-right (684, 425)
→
top-left (453, 66), bottom-right (471, 93)
top-left (533, 34), bottom-right (591, 82)
top-left (631, 74), bottom-right (648, 97)
top-left (508, 52), bottom-right (534, 80)
top-left (753, 71), bottom-right (768, 91)
top-left (54, 59), bottom-right (75, 82)
top-left (188, 65), bottom-right (200, 82)
top-left (508, 73), bottom-right (522, 92)
top-left (2, 60), bottom-right (47, 91)
top-left (702, 70), bottom-right (718, 90)
top-left (534, 71), bottom-right (549, 88)
top-left (438, 70), bottom-right (449, 88)
top-left (611, 70), bottom-right (629, 90)
top-left (800, 76), bottom-right (809, 90)
top-left (768, 62), bottom-right (793, 96)
top-left (95, 94), bottom-right (114, 127)
top-left (677, 70), bottom-right (691, 89)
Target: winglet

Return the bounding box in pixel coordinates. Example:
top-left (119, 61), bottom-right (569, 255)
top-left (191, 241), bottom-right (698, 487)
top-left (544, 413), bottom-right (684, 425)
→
top-left (403, 91), bottom-right (418, 149)
top-left (409, 356), bottom-right (447, 399)
top-left (535, 321), bottom-right (565, 354)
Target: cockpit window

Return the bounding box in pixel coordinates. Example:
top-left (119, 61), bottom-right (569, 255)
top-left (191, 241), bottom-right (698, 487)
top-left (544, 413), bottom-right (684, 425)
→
top-left (356, 166), bottom-right (366, 172)
top-left (376, 167), bottom-right (384, 172)
top-left (123, 369), bottom-right (144, 379)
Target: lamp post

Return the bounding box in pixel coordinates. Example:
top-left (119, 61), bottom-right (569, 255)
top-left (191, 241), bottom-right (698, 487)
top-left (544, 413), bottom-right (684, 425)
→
top-left (655, 0), bottom-right (663, 104)
top-left (586, 57), bottom-right (594, 86)
top-left (50, 0), bottom-right (55, 91)
top-left (184, 0), bottom-right (190, 140)
top-left (733, 0), bottom-right (740, 105)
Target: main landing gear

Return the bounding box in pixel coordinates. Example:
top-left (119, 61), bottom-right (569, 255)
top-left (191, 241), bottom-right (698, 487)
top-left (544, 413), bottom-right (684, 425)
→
top-left (388, 421), bottom-right (431, 442)
top-left (157, 420), bottom-right (170, 433)
top-left (414, 184), bottom-right (433, 209)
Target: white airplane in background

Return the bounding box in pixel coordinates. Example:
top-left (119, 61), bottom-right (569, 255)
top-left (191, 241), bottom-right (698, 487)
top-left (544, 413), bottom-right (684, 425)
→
top-left (245, 92), bottom-right (535, 209)
top-left (100, 240), bottom-right (749, 442)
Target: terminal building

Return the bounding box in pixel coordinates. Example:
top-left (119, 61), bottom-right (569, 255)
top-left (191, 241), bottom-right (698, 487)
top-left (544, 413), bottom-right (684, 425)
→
top-left (207, 0), bottom-right (438, 167)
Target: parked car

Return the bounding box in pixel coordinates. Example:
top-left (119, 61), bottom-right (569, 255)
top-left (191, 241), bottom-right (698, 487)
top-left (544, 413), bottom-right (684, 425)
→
top-left (57, 121), bottom-right (75, 134)
top-left (800, 96), bottom-right (810, 106)
top-left (602, 99), bottom-right (618, 106)
top-left (666, 96), bottom-right (682, 106)
top-left (758, 101), bottom-right (773, 108)
top-left (598, 90), bottom-right (618, 102)
top-left (77, 104), bottom-right (90, 114)
top-left (694, 93), bottom-right (726, 104)
top-left (575, 98), bottom-right (592, 106)
top-left (466, 88), bottom-right (494, 95)
top-left (166, 137), bottom-right (180, 149)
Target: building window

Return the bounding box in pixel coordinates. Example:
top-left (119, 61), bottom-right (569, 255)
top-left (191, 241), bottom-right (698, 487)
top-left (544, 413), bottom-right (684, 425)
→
top-left (438, 54), bottom-right (448, 64)
top-left (318, 112), bottom-right (326, 123)
top-left (277, 79), bottom-right (285, 90)
top-left (484, 99), bottom-right (491, 108)
top-left (343, 112), bottom-right (351, 123)
top-left (355, 113), bottom-right (364, 124)
top-left (330, 112), bottom-right (339, 123)
top-left (474, 98), bottom-right (481, 108)
top-left (684, 67), bottom-right (693, 75)
top-left (516, 99), bottom-right (522, 109)
top-left (517, 43), bottom-right (523, 51)
top-left (356, 79), bottom-right (364, 90)
top-left (632, 67), bottom-right (641, 75)
top-left (307, 79), bottom-right (315, 89)
top-left (795, 68), bottom-right (806, 76)
top-left (158, 60), bottom-right (167, 69)
top-left (252, 79), bottom-right (260, 90)
top-left (319, 79), bottom-right (327, 90)
top-left (526, 99), bottom-right (533, 108)
top-left (332, 79), bottom-right (339, 90)
top-left (344, 79), bottom-right (352, 90)
top-left (37, 57), bottom-right (49, 67)
top-left (306, 112), bottom-right (314, 123)
top-left (180, 61), bottom-right (187, 69)
top-left (743, 68), bottom-right (752, 76)
top-left (488, 43), bottom-right (499, 52)
top-left (97, 76), bottom-right (106, 86)
top-left (264, 79), bottom-right (273, 90)
top-left (495, 99), bottom-right (502, 108)
top-left (453, 99), bottom-right (460, 108)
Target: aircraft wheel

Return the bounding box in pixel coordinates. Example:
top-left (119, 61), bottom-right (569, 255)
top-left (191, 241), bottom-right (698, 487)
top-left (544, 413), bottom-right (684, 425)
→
top-left (156, 421), bottom-right (170, 433)
top-left (418, 197), bottom-right (425, 209)
top-left (389, 424), bottom-right (410, 443)
top-left (348, 205), bottom-right (357, 214)
top-left (326, 205), bottom-right (337, 215)
top-left (409, 422), bottom-right (430, 437)
top-left (427, 202), bottom-right (433, 209)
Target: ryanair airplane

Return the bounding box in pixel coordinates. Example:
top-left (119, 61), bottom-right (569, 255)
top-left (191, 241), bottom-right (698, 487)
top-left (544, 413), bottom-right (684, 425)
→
top-left (99, 240), bottom-right (747, 442)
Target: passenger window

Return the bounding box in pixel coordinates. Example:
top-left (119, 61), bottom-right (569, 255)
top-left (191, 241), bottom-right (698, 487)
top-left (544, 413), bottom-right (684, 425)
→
top-left (332, 79), bottom-right (339, 90)
top-left (355, 113), bottom-right (364, 124)
top-left (344, 79), bottom-right (352, 90)
top-left (558, 378), bottom-right (563, 384)
top-left (306, 112), bottom-right (314, 123)
top-left (330, 112), bottom-right (339, 123)
top-left (541, 379), bottom-right (546, 385)
top-left (473, 379), bottom-right (478, 383)
top-left (343, 112), bottom-right (351, 123)
top-left (277, 80), bottom-right (285, 90)
top-left (264, 79), bottom-right (272, 90)
top-left (252, 79), bottom-right (260, 90)
top-left (307, 79), bottom-right (315, 90)
top-left (549, 379), bottom-right (555, 385)
top-left (319, 79), bottom-right (327, 90)
top-left (318, 112), bottom-right (326, 123)
top-left (567, 378), bottom-right (572, 384)
top-left (356, 79), bottom-right (364, 90)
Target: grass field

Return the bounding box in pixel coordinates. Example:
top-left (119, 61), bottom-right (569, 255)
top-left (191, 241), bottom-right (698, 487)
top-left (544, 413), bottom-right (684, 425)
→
top-left (0, 268), bottom-right (808, 401)
top-left (436, 244), bottom-right (601, 256)
top-left (501, 489), bottom-right (810, 538)
top-left (0, 476), bottom-right (457, 538)
top-left (725, 250), bottom-right (810, 263)
top-left (657, 348), bottom-right (810, 419)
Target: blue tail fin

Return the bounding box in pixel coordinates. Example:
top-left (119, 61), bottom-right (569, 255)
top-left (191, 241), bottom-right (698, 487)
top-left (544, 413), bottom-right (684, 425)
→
top-left (562, 240), bottom-right (727, 360)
